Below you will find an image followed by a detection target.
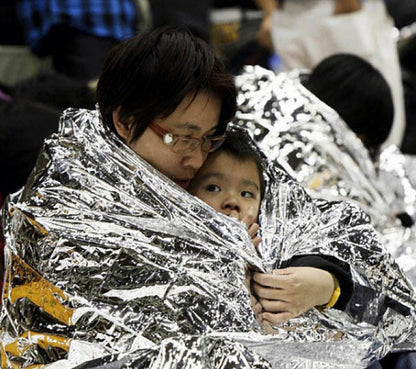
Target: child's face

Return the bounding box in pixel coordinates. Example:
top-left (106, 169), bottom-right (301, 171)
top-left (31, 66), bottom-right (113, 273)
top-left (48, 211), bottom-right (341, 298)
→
top-left (188, 151), bottom-right (262, 221)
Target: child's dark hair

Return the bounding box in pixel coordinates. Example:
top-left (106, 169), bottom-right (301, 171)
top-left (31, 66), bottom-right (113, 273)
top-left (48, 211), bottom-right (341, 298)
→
top-left (219, 129), bottom-right (266, 198)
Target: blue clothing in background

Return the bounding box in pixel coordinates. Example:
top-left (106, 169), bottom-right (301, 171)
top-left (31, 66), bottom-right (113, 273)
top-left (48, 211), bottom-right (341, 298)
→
top-left (17, 0), bottom-right (137, 54)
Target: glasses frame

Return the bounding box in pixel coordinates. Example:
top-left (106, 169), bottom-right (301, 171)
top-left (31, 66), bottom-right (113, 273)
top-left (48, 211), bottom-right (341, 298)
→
top-left (148, 122), bottom-right (226, 154)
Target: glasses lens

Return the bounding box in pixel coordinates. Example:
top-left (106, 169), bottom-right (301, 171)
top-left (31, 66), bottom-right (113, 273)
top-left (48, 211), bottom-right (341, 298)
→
top-left (203, 135), bottom-right (226, 152)
top-left (171, 137), bottom-right (200, 154)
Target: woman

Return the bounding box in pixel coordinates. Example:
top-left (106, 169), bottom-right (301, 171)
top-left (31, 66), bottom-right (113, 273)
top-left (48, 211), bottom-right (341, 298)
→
top-left (96, 26), bottom-right (237, 190)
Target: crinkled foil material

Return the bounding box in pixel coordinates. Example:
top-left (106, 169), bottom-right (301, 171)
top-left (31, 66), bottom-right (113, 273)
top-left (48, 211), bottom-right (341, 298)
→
top-left (404, 155), bottom-right (416, 199)
top-left (233, 65), bottom-right (416, 286)
top-left (1, 104), bottom-right (415, 369)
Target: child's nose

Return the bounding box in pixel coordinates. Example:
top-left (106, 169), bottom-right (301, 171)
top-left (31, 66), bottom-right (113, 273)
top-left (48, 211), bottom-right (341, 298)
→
top-left (222, 193), bottom-right (240, 212)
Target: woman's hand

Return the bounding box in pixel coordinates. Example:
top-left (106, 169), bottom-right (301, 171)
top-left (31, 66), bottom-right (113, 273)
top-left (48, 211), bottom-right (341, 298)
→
top-left (245, 269), bottom-right (268, 332)
top-left (245, 270), bottom-right (263, 315)
top-left (252, 267), bottom-right (335, 324)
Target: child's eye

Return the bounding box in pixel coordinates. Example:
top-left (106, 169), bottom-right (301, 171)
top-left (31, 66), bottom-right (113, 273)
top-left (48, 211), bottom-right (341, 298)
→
top-left (241, 191), bottom-right (254, 198)
top-left (207, 184), bottom-right (221, 192)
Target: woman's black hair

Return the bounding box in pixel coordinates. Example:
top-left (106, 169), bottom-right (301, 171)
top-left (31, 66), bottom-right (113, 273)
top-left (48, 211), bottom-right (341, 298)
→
top-left (303, 53), bottom-right (394, 152)
top-left (97, 26), bottom-right (237, 141)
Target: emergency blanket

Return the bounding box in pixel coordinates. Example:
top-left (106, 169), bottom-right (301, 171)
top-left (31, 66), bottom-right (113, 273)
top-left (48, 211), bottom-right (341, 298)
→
top-left (234, 66), bottom-right (416, 285)
top-left (1, 105), bottom-right (415, 369)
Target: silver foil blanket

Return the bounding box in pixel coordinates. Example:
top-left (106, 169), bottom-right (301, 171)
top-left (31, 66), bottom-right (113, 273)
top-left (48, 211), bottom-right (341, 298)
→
top-left (233, 65), bottom-right (416, 286)
top-left (406, 155), bottom-right (416, 193)
top-left (0, 107), bottom-right (415, 369)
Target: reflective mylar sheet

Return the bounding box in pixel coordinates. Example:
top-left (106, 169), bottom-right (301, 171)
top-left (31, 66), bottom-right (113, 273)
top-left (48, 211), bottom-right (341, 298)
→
top-left (1, 103), bottom-right (415, 369)
top-left (405, 155), bottom-right (416, 195)
top-left (233, 66), bottom-right (416, 286)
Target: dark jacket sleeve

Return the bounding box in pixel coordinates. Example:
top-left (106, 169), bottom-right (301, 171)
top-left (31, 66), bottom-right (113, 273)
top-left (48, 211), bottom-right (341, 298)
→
top-left (283, 254), bottom-right (353, 310)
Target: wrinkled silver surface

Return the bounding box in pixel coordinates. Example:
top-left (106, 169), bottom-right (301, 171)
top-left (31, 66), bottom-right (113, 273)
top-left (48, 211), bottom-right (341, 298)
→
top-left (1, 102), bottom-right (415, 369)
top-left (405, 155), bottom-right (416, 192)
top-left (234, 66), bottom-right (416, 286)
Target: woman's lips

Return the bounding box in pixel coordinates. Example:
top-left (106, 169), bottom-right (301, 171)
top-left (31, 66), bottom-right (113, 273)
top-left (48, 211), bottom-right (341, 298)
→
top-left (175, 179), bottom-right (191, 189)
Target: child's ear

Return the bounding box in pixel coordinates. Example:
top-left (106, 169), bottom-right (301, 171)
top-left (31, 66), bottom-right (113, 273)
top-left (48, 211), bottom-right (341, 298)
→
top-left (112, 107), bottom-right (131, 141)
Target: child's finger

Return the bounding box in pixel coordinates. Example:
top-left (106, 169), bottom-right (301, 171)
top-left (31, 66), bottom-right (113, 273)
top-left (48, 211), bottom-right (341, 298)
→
top-left (252, 236), bottom-right (262, 248)
top-left (229, 210), bottom-right (240, 220)
top-left (248, 223), bottom-right (260, 238)
top-left (241, 206), bottom-right (257, 228)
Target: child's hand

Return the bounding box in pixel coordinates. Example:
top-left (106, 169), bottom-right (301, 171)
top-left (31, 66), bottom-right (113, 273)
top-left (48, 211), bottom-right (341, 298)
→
top-left (248, 222), bottom-right (261, 247)
top-left (252, 267), bottom-right (335, 325)
top-left (229, 207), bottom-right (261, 247)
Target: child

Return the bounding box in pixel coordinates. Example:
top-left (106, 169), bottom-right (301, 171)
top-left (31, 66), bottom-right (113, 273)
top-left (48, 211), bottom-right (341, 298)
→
top-left (188, 130), bottom-right (352, 326)
top-left (188, 130), bottom-right (264, 247)
top-left (188, 131), bottom-right (265, 319)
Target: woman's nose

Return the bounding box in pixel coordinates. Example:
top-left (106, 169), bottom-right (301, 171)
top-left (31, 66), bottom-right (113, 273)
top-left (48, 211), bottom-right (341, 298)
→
top-left (183, 147), bottom-right (208, 172)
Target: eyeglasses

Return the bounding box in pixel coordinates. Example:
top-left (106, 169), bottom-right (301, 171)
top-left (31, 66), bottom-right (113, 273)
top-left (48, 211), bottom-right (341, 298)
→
top-left (148, 122), bottom-right (226, 154)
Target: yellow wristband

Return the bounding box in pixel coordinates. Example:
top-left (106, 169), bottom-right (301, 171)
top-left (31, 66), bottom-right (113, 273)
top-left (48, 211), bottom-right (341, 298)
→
top-left (324, 285), bottom-right (341, 309)
top-left (318, 274), bottom-right (341, 310)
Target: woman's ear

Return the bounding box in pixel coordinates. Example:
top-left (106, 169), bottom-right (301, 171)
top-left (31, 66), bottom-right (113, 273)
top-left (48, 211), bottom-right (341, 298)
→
top-left (112, 108), bottom-right (131, 141)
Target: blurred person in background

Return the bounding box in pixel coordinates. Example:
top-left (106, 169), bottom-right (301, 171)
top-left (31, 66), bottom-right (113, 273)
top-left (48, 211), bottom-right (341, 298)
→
top-left (15, 0), bottom-right (142, 81)
top-left (150, 0), bottom-right (211, 42)
top-left (254, 0), bottom-right (406, 151)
